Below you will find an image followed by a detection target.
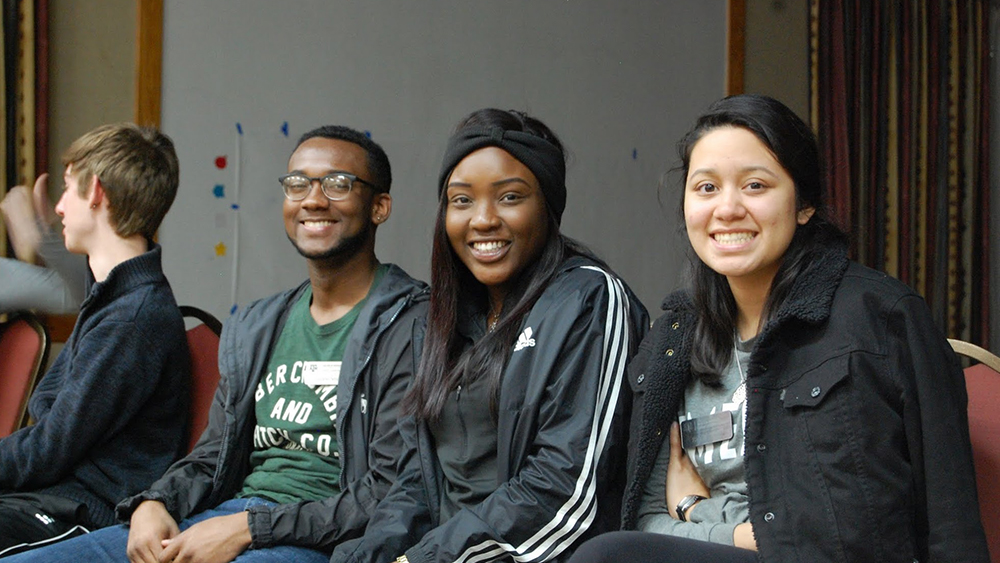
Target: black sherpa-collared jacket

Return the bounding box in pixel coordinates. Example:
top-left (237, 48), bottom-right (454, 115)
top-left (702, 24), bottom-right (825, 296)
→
top-left (332, 255), bottom-right (649, 563)
top-left (116, 264), bottom-right (428, 553)
top-left (622, 243), bottom-right (989, 562)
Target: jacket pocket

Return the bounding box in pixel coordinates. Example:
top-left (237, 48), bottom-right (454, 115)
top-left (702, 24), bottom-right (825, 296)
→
top-left (774, 353), bottom-right (870, 562)
top-left (781, 354), bottom-right (850, 408)
top-left (627, 340), bottom-right (654, 394)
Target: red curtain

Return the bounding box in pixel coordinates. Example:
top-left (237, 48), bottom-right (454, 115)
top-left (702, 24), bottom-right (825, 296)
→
top-left (811, 0), bottom-right (990, 343)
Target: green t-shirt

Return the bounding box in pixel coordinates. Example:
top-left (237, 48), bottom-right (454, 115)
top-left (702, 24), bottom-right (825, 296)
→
top-left (238, 266), bottom-right (386, 503)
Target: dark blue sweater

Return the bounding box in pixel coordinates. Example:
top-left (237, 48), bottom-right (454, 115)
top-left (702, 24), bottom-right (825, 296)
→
top-left (0, 244), bottom-right (190, 528)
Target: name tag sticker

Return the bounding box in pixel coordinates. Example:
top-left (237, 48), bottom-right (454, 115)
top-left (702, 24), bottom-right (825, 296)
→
top-left (680, 411), bottom-right (734, 450)
top-left (302, 361), bottom-right (341, 387)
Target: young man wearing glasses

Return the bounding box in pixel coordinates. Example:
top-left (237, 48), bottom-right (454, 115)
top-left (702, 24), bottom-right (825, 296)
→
top-left (6, 125), bottom-right (429, 563)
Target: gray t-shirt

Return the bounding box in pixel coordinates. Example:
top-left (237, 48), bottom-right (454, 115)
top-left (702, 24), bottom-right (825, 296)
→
top-left (637, 336), bottom-right (754, 545)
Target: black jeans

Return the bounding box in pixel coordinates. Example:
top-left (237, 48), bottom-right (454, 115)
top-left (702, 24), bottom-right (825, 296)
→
top-left (0, 493), bottom-right (91, 558)
top-left (567, 531), bottom-right (758, 563)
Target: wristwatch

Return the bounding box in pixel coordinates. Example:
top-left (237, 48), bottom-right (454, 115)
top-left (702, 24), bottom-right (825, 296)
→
top-left (675, 494), bottom-right (707, 522)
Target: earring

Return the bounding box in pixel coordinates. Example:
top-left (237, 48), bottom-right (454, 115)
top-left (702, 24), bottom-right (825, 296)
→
top-left (90, 203), bottom-right (98, 209)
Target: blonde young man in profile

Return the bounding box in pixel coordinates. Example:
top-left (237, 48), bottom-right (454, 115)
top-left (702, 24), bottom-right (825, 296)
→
top-left (0, 124), bottom-right (190, 556)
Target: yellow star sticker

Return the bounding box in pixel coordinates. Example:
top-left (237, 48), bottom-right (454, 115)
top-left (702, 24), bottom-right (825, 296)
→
top-left (214, 242), bottom-right (227, 256)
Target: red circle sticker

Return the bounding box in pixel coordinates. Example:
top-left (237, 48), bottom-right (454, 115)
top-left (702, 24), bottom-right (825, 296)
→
top-left (215, 156), bottom-right (227, 169)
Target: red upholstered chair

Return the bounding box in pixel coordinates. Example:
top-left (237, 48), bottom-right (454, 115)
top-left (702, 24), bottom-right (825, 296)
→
top-left (180, 306), bottom-right (223, 452)
top-left (0, 312), bottom-right (50, 438)
top-left (948, 339), bottom-right (1000, 563)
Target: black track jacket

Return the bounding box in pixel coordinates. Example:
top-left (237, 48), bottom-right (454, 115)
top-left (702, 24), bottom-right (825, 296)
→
top-left (333, 255), bottom-right (649, 563)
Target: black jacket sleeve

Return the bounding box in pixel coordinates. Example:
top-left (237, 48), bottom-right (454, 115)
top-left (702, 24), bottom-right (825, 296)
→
top-left (332, 413), bottom-right (437, 563)
top-left (890, 294), bottom-right (990, 561)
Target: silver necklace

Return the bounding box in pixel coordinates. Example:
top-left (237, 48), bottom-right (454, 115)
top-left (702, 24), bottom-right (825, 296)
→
top-left (487, 306), bottom-right (501, 332)
top-left (733, 335), bottom-right (749, 451)
top-left (733, 335), bottom-right (746, 382)
top-left (732, 334), bottom-right (748, 405)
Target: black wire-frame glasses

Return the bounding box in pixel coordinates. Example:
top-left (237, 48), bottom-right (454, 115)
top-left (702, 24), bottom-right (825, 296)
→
top-left (279, 172), bottom-right (376, 201)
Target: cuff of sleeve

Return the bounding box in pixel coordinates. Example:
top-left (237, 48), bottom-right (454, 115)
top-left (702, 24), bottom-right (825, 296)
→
top-left (114, 491), bottom-right (174, 524)
top-left (246, 504), bottom-right (274, 549)
top-left (405, 547), bottom-right (432, 563)
top-left (706, 522), bottom-right (739, 546)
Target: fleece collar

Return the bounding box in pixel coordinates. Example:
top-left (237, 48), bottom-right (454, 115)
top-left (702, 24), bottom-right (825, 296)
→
top-left (661, 242), bottom-right (849, 329)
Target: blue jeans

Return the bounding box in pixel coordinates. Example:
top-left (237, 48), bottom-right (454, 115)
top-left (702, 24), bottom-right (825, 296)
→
top-left (1, 498), bottom-right (330, 562)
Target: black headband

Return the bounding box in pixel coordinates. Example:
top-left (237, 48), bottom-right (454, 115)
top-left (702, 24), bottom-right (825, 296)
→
top-left (437, 126), bottom-right (567, 224)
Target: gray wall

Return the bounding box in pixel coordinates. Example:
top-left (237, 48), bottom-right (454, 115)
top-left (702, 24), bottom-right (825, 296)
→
top-left (46, 0), bottom-right (135, 192)
top-left (744, 0), bottom-right (809, 120)
top-left (157, 1), bottom-right (729, 320)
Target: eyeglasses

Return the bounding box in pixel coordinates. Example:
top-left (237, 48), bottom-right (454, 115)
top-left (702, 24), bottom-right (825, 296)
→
top-left (279, 172), bottom-right (377, 201)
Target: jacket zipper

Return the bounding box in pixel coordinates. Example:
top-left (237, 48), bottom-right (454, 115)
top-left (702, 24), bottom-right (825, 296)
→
top-left (336, 294), bottom-right (413, 479)
top-left (456, 384), bottom-right (468, 457)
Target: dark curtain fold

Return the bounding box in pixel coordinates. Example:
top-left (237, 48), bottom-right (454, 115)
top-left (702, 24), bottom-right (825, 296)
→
top-left (35, 0), bottom-right (46, 179)
top-left (811, 0), bottom-right (990, 344)
top-left (3, 0), bottom-right (17, 188)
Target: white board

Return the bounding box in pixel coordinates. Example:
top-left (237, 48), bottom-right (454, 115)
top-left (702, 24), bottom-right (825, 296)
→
top-left (158, 0), bottom-right (728, 320)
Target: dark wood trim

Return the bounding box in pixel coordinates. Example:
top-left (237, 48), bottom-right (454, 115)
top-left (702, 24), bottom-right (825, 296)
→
top-left (40, 313), bottom-right (76, 343)
top-left (135, 0), bottom-right (163, 127)
top-left (727, 0), bottom-right (746, 95)
top-left (35, 0), bottom-right (48, 177)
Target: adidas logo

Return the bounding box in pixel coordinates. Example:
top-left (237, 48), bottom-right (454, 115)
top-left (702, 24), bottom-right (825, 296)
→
top-left (34, 513), bottom-right (55, 526)
top-left (514, 327), bottom-right (536, 352)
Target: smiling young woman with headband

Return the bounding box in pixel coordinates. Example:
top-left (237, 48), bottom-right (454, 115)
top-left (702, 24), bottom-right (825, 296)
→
top-left (331, 108), bottom-right (648, 563)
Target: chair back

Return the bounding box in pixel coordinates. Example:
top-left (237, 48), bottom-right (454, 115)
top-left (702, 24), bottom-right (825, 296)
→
top-left (180, 306), bottom-right (222, 452)
top-left (949, 339), bottom-right (1000, 562)
top-left (0, 312), bottom-right (50, 438)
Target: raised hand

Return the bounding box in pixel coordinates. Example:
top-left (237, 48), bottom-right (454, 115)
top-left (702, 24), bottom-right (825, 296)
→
top-left (32, 172), bottom-right (59, 227)
top-left (1, 182), bottom-right (42, 261)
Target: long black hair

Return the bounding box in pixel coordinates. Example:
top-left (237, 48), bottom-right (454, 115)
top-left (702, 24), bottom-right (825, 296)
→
top-left (677, 94), bottom-right (847, 385)
top-left (407, 109), bottom-right (601, 421)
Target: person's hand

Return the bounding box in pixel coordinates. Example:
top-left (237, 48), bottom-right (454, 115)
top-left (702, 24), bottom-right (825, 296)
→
top-left (127, 500), bottom-right (180, 563)
top-left (666, 422), bottom-right (711, 519)
top-left (733, 522), bottom-right (758, 551)
top-left (31, 172), bottom-right (59, 228)
top-left (157, 511), bottom-right (252, 563)
top-left (1, 183), bottom-right (41, 261)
